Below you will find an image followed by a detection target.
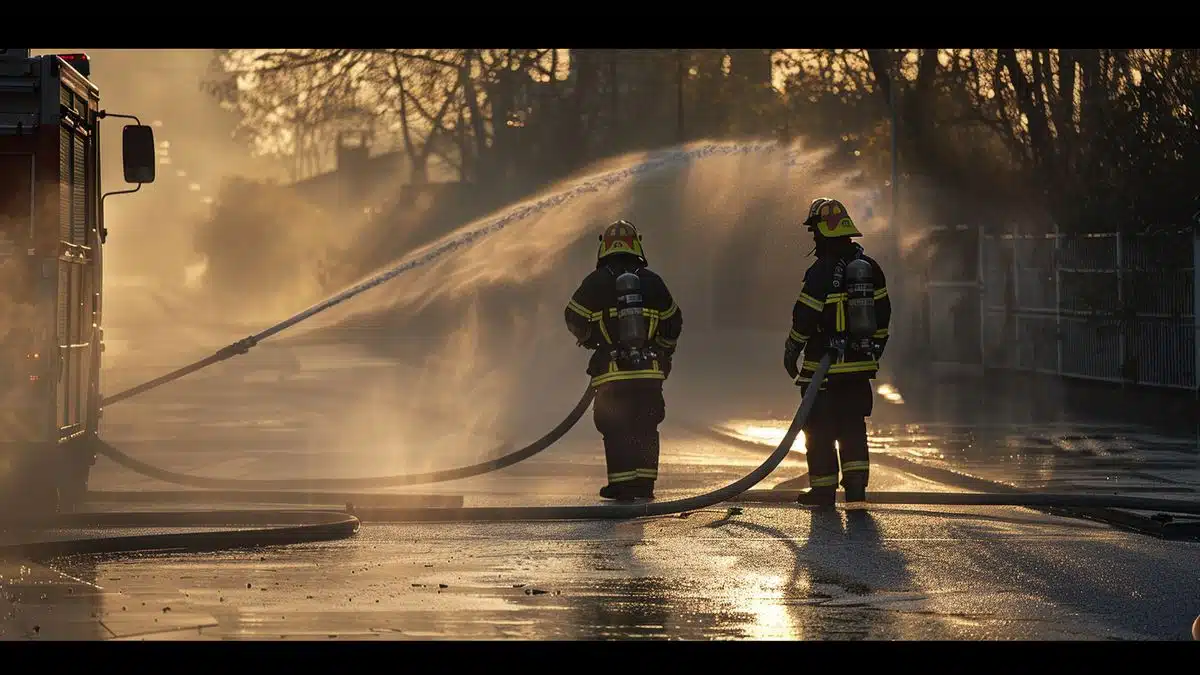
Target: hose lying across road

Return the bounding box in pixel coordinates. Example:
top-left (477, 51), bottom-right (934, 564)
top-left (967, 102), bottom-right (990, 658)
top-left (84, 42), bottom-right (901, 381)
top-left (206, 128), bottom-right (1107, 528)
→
top-left (91, 386), bottom-right (595, 491)
top-left (82, 354), bottom-right (837, 525)
top-left (86, 349), bottom-right (1200, 522)
top-left (11, 357), bottom-right (832, 558)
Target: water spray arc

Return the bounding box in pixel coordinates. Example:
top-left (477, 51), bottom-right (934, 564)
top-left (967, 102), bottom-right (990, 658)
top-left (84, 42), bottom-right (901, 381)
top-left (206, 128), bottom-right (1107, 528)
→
top-left (24, 139), bottom-right (1194, 559)
top-left (94, 140), bottom-right (833, 491)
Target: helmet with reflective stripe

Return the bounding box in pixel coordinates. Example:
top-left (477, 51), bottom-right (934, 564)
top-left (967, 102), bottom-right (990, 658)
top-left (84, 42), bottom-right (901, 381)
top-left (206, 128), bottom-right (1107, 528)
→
top-left (804, 197), bottom-right (862, 239)
top-left (597, 219), bottom-right (646, 263)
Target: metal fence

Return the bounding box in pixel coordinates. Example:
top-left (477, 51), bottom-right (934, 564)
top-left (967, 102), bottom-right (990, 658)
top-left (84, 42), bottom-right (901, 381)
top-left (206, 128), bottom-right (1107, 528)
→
top-left (925, 224), bottom-right (1199, 392)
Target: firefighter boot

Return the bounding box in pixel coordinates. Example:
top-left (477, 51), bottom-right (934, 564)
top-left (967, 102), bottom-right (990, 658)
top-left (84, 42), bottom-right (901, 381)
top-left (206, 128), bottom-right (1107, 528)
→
top-left (628, 477), bottom-right (655, 500)
top-left (842, 471), bottom-right (868, 506)
top-left (802, 485), bottom-right (837, 508)
top-left (600, 482), bottom-right (651, 501)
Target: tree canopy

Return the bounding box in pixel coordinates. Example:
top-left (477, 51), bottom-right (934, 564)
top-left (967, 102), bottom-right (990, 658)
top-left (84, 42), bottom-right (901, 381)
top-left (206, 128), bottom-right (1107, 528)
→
top-left (206, 48), bottom-right (1200, 235)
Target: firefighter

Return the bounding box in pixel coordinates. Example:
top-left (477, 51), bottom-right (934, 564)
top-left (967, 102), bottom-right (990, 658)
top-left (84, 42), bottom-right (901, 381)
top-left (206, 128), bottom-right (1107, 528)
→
top-left (565, 220), bottom-right (683, 501)
top-left (783, 197), bottom-right (891, 507)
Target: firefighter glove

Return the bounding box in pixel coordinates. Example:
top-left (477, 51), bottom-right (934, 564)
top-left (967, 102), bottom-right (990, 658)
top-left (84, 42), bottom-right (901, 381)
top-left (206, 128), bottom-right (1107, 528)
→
top-left (783, 337), bottom-right (803, 380)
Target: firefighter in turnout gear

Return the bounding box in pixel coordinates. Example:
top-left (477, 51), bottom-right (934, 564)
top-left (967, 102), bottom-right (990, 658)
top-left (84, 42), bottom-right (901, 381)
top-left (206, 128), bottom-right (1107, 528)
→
top-left (783, 198), bottom-right (891, 507)
top-left (565, 220), bottom-right (683, 501)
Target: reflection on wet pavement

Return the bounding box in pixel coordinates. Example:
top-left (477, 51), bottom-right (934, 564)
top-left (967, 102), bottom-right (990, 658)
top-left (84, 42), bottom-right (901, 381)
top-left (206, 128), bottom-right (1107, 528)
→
top-left (713, 412), bottom-right (1199, 498)
top-left (865, 420), bottom-right (1200, 496)
top-left (25, 504), bottom-right (1193, 640)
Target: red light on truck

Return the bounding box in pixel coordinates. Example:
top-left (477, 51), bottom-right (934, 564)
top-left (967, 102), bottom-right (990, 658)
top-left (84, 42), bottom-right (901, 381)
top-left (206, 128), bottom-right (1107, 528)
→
top-left (29, 375), bottom-right (39, 382)
top-left (56, 53), bottom-right (90, 77)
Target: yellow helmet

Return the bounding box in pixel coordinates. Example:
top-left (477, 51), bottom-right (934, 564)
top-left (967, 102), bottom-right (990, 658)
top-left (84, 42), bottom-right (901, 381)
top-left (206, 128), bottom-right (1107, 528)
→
top-left (804, 197), bottom-right (862, 239)
top-left (597, 219), bottom-right (647, 263)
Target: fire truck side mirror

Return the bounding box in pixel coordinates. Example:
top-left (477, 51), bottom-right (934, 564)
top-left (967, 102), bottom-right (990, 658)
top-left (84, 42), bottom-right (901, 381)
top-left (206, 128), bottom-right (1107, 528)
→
top-left (122, 124), bottom-right (157, 184)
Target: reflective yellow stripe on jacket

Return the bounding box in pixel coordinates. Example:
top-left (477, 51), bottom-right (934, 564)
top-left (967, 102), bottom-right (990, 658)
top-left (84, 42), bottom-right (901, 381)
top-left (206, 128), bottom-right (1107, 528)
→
top-left (591, 361), bottom-right (666, 386)
top-left (794, 357), bottom-right (879, 385)
top-left (797, 292), bottom-right (823, 312)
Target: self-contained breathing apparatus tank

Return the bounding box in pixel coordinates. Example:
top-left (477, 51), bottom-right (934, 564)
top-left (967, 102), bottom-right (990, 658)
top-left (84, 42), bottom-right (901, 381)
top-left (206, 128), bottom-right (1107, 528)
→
top-left (614, 271), bottom-right (651, 369)
top-left (844, 257), bottom-right (878, 355)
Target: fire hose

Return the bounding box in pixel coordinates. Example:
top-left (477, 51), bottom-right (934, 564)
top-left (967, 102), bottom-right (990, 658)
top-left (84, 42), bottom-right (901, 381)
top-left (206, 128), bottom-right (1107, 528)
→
top-left (14, 356), bottom-right (833, 558)
top-left (90, 386), bottom-right (594, 491)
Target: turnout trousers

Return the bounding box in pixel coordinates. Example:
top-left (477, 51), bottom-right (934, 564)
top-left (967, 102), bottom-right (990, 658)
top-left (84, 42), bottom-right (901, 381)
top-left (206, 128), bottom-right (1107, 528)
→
top-left (593, 379), bottom-right (666, 494)
top-left (801, 377), bottom-right (874, 503)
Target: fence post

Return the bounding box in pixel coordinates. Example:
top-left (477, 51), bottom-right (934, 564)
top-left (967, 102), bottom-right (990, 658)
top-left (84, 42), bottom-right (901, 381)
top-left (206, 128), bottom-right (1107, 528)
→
top-left (1011, 221), bottom-right (1021, 370)
top-left (1194, 228), bottom-right (1199, 450)
top-left (1116, 234), bottom-right (1126, 386)
top-left (1194, 228), bottom-right (1199, 392)
top-left (1054, 223), bottom-right (1063, 377)
top-left (977, 223), bottom-right (986, 369)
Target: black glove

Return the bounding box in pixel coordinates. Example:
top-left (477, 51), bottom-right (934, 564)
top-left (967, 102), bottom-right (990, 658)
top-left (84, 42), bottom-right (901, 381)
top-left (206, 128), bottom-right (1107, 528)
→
top-left (568, 321), bottom-right (597, 349)
top-left (783, 337), bottom-right (803, 382)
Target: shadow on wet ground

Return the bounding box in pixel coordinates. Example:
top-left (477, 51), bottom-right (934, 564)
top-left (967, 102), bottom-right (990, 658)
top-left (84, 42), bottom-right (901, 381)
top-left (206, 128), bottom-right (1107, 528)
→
top-left (8, 500), bottom-right (1196, 641)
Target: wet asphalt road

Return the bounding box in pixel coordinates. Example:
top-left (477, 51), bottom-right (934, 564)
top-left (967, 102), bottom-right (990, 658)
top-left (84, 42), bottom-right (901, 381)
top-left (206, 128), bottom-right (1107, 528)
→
top-left (3, 337), bottom-right (1198, 640)
top-left (9, 502), bottom-right (1199, 640)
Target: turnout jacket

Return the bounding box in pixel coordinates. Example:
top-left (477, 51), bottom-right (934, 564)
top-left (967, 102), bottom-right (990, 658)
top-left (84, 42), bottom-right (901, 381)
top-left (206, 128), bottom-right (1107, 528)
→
top-left (787, 243), bottom-right (891, 385)
top-left (565, 263), bottom-right (683, 387)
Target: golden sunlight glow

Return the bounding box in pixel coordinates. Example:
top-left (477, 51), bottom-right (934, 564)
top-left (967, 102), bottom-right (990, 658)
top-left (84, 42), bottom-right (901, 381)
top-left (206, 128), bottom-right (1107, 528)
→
top-left (876, 383), bottom-right (905, 405)
top-left (722, 420), bottom-right (806, 453)
top-left (739, 573), bottom-right (798, 640)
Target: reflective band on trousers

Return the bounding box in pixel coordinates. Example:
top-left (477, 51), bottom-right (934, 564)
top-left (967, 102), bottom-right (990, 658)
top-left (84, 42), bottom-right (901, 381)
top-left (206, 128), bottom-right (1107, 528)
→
top-left (809, 474), bottom-right (839, 488)
top-left (609, 469), bottom-right (658, 483)
top-left (842, 461), bottom-right (869, 472)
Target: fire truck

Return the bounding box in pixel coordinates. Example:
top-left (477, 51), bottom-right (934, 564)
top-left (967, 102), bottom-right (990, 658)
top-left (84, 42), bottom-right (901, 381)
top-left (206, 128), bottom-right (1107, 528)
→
top-left (0, 49), bottom-right (156, 514)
